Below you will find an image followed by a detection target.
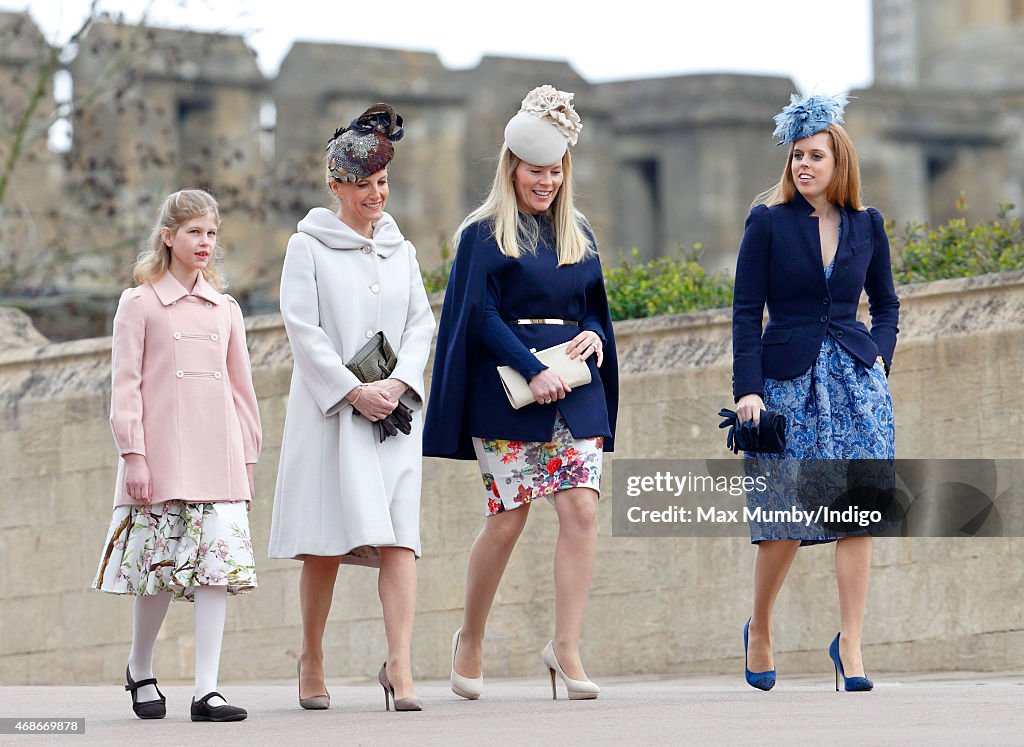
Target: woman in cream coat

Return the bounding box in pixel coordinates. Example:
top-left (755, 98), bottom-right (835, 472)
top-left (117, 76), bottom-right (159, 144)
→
top-left (269, 104), bottom-right (434, 712)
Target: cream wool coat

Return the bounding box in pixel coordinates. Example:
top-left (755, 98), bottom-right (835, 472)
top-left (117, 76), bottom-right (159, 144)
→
top-left (268, 208), bottom-right (435, 565)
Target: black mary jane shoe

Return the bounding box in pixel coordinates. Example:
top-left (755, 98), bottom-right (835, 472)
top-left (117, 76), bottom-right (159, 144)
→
top-left (190, 691), bottom-right (248, 722)
top-left (125, 664), bottom-right (167, 719)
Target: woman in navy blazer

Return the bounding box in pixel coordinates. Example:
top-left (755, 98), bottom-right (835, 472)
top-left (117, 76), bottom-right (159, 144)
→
top-left (424, 86), bottom-right (617, 701)
top-left (732, 94), bottom-right (899, 693)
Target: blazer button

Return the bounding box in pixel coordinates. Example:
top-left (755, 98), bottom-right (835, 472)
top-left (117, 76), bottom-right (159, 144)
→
top-left (823, 298), bottom-right (830, 305)
top-left (176, 370), bottom-right (184, 378)
top-left (211, 333), bottom-right (219, 341)
top-left (820, 314), bottom-right (828, 323)
top-left (835, 330), bottom-right (844, 338)
top-left (365, 329), bottom-right (374, 339)
top-left (370, 283), bottom-right (380, 293)
top-left (173, 332), bottom-right (182, 339)
top-left (213, 372), bottom-right (222, 379)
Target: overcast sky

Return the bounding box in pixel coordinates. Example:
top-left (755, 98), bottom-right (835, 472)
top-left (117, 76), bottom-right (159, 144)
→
top-left (8, 0), bottom-right (873, 93)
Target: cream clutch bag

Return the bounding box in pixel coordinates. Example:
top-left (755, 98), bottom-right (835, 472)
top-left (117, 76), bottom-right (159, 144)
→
top-left (497, 342), bottom-right (592, 410)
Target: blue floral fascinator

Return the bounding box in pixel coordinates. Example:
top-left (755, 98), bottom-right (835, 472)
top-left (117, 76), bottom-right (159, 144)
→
top-left (772, 92), bottom-right (850, 145)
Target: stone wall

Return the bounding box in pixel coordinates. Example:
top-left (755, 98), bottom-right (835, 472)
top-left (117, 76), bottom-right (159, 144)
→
top-left (7, 10), bottom-right (1024, 343)
top-left (1, 273), bottom-right (1023, 686)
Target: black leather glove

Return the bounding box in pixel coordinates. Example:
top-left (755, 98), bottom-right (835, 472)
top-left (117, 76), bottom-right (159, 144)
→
top-left (376, 417), bottom-right (399, 443)
top-left (390, 401), bottom-right (413, 435)
top-left (376, 401), bottom-right (414, 443)
top-left (718, 408), bottom-right (787, 455)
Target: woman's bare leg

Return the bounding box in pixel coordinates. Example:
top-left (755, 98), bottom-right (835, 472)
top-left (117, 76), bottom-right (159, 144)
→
top-left (378, 546), bottom-right (418, 700)
top-left (551, 487), bottom-right (599, 680)
top-left (747, 539), bottom-right (801, 672)
top-left (298, 555), bottom-right (341, 698)
top-left (454, 504), bottom-right (532, 678)
top-left (835, 535), bottom-right (872, 676)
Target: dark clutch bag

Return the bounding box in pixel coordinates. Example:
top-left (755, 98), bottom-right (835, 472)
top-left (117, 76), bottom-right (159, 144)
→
top-left (718, 408), bottom-right (787, 455)
top-left (345, 332), bottom-right (412, 443)
top-left (345, 331), bottom-right (397, 383)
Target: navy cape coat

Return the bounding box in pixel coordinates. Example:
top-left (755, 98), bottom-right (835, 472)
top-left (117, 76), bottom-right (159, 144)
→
top-left (732, 191), bottom-right (900, 401)
top-left (423, 216), bottom-right (618, 460)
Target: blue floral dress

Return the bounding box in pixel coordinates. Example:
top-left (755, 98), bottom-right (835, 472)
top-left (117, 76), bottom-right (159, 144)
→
top-left (745, 257), bottom-right (895, 544)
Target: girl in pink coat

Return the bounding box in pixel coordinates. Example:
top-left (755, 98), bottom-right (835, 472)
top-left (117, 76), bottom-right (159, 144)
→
top-left (92, 189), bottom-right (262, 722)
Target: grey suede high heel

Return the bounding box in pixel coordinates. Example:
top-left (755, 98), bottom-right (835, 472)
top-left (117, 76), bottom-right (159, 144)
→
top-left (378, 662), bottom-right (423, 712)
top-left (297, 660), bottom-right (330, 710)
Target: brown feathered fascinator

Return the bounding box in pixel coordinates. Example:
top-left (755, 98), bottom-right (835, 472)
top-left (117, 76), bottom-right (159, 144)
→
top-left (326, 103), bottom-right (405, 182)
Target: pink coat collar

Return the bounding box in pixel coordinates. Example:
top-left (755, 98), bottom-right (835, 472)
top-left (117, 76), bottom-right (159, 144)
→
top-left (151, 271), bottom-right (224, 306)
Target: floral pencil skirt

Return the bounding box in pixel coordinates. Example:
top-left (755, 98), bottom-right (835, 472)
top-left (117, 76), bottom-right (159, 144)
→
top-left (472, 412), bottom-right (603, 516)
top-left (93, 500), bottom-right (257, 601)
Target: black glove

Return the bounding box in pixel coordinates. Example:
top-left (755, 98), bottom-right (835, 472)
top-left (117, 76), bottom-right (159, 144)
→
top-left (718, 408), bottom-right (787, 455)
top-left (376, 401), bottom-right (414, 443)
top-left (390, 401), bottom-right (413, 435)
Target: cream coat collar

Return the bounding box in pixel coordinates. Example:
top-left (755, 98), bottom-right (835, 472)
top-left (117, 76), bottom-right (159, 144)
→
top-left (296, 207), bottom-right (406, 258)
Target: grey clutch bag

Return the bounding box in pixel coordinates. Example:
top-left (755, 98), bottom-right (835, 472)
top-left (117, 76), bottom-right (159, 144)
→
top-left (345, 331), bottom-right (396, 383)
top-left (345, 331), bottom-right (411, 442)
top-left (497, 342), bottom-right (592, 410)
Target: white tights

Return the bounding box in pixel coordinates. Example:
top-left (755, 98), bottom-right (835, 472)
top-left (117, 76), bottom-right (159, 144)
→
top-left (126, 587), bottom-right (229, 706)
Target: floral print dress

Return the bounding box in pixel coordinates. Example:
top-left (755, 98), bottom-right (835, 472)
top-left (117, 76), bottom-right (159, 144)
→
top-left (745, 257), bottom-right (895, 545)
top-left (93, 500), bottom-right (257, 601)
top-left (473, 413), bottom-right (603, 516)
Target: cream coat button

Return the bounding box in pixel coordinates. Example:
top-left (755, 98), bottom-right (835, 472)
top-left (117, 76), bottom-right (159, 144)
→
top-left (365, 329), bottom-right (374, 339)
top-left (205, 302), bottom-right (213, 308)
top-left (176, 370), bottom-right (184, 378)
top-left (213, 372), bottom-right (222, 379)
top-left (370, 284), bottom-right (380, 293)
top-left (211, 333), bottom-right (219, 341)
top-left (174, 332), bottom-right (181, 339)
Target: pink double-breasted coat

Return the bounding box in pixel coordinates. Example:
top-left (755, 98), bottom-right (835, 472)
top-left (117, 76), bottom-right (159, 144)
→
top-left (109, 271), bottom-right (262, 506)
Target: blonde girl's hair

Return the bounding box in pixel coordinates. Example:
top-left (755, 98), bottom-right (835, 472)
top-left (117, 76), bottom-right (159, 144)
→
top-left (452, 144), bottom-right (594, 265)
top-left (754, 123), bottom-right (864, 211)
top-left (133, 189), bottom-right (226, 289)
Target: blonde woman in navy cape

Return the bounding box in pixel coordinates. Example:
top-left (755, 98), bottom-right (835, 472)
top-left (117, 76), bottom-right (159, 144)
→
top-left (732, 94), bottom-right (899, 692)
top-left (424, 86), bottom-right (618, 701)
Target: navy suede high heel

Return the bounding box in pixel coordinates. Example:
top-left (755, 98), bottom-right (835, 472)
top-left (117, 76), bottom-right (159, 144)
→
top-left (828, 633), bottom-right (873, 692)
top-left (743, 618), bottom-right (776, 691)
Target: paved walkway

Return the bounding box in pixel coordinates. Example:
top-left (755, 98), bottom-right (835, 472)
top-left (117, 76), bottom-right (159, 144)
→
top-left (2, 672), bottom-right (1022, 745)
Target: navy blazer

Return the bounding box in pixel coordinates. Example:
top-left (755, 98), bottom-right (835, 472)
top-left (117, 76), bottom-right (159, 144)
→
top-left (423, 216), bottom-right (618, 460)
top-left (732, 192), bottom-right (900, 401)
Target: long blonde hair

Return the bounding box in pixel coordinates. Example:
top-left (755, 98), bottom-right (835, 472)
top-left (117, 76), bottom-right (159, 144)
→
top-left (755, 123), bottom-right (864, 210)
top-left (453, 145), bottom-right (594, 265)
top-left (133, 189), bottom-right (226, 289)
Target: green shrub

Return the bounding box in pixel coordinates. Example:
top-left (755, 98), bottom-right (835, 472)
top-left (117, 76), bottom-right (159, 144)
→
top-left (604, 247), bottom-right (733, 321)
top-left (891, 197), bottom-right (1024, 284)
top-left (421, 200), bottom-right (1024, 320)
top-left (421, 239), bottom-right (454, 295)
top-left (422, 243), bottom-right (734, 320)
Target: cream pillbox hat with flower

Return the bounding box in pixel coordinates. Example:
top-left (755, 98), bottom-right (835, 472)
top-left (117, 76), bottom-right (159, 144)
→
top-left (503, 85), bottom-right (583, 166)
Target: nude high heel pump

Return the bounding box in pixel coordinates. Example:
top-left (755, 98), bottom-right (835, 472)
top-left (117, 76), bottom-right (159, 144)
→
top-left (541, 640), bottom-right (600, 700)
top-left (297, 660), bottom-right (330, 710)
top-left (450, 627), bottom-right (483, 700)
top-left (378, 662), bottom-right (423, 712)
